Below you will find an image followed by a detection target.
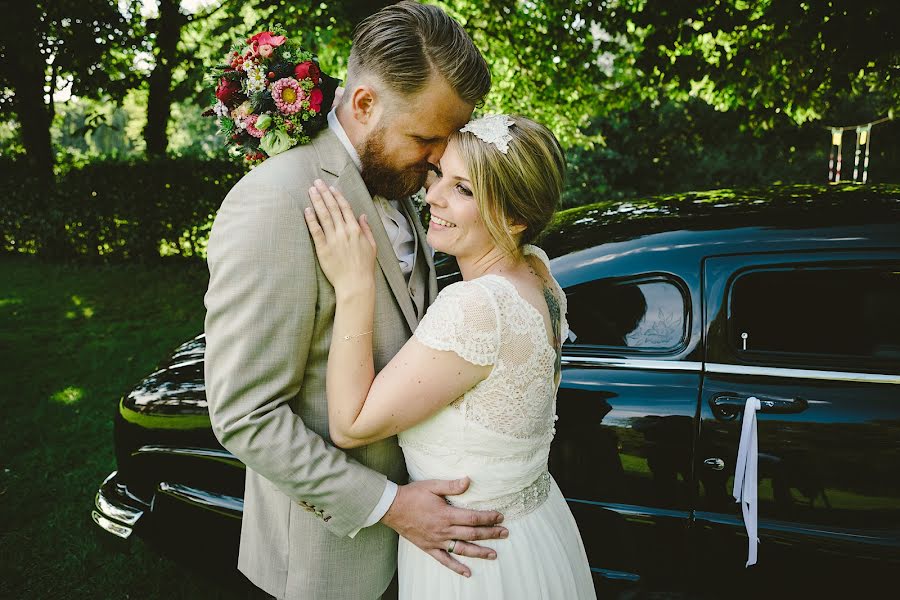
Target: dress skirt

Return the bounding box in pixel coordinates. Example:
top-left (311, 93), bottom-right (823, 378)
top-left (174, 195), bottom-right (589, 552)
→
top-left (398, 477), bottom-right (596, 600)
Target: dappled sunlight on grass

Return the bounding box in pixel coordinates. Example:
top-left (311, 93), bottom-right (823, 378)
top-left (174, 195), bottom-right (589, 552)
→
top-left (51, 386), bottom-right (84, 405)
top-left (66, 294), bottom-right (95, 319)
top-left (1, 254), bottom-right (222, 598)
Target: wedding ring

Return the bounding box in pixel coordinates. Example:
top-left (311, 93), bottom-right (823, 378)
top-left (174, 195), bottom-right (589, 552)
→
top-left (447, 539), bottom-right (457, 554)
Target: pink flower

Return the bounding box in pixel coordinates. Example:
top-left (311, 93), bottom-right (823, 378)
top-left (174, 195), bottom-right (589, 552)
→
top-left (244, 115), bottom-right (266, 138)
top-left (247, 31), bottom-right (286, 55)
top-left (258, 44), bottom-right (274, 58)
top-left (271, 78), bottom-right (306, 114)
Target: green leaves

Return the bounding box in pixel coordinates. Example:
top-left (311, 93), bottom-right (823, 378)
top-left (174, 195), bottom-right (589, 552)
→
top-left (616, 0), bottom-right (900, 126)
top-left (435, 0), bottom-right (619, 147)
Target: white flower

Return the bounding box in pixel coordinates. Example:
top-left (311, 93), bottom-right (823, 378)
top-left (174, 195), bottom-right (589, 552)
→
top-left (409, 188), bottom-right (427, 211)
top-left (282, 51), bottom-right (291, 59)
top-left (244, 64), bottom-right (268, 94)
top-left (213, 101), bottom-right (229, 117)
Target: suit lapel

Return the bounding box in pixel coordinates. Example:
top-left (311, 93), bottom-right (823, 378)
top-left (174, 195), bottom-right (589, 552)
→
top-left (400, 194), bottom-right (438, 308)
top-left (340, 168), bottom-right (419, 333)
top-left (313, 132), bottom-right (419, 332)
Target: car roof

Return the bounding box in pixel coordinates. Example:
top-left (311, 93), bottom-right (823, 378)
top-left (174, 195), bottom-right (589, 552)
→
top-left (436, 184), bottom-right (900, 288)
top-left (540, 183), bottom-right (900, 259)
top-left (537, 184), bottom-right (900, 288)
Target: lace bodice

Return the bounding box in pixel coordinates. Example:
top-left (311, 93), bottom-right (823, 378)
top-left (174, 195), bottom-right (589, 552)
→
top-left (399, 245), bottom-right (568, 518)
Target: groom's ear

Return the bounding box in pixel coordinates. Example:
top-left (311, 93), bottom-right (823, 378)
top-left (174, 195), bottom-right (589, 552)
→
top-left (350, 85), bottom-right (377, 125)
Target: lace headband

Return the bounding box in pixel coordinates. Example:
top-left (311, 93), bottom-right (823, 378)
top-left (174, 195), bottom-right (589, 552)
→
top-left (460, 114), bottom-right (515, 154)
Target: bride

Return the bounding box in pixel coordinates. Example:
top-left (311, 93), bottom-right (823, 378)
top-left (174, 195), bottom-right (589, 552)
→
top-left (304, 114), bottom-right (595, 599)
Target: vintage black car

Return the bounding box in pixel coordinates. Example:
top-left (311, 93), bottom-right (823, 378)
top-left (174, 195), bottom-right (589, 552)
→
top-left (93, 184), bottom-right (900, 596)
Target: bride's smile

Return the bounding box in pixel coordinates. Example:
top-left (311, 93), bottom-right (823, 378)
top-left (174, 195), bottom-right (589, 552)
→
top-left (430, 215), bottom-right (457, 228)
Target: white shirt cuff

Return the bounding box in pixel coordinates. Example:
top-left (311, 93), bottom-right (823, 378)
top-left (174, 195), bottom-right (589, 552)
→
top-left (347, 480), bottom-right (398, 539)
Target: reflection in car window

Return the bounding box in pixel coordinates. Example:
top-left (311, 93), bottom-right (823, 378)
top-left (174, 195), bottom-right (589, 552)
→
top-left (565, 277), bottom-right (686, 350)
top-left (730, 265), bottom-right (900, 365)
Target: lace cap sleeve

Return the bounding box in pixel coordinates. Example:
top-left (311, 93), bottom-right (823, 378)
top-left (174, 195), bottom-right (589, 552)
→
top-left (413, 280), bottom-right (500, 366)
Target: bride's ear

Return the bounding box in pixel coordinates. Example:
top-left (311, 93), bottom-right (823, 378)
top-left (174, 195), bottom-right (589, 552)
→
top-left (507, 222), bottom-right (527, 236)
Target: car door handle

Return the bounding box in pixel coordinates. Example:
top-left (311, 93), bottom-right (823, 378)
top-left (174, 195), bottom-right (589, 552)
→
top-left (711, 395), bottom-right (808, 418)
top-left (703, 457), bottom-right (725, 471)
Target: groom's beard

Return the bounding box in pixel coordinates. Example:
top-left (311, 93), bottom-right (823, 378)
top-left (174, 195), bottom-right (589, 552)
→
top-left (359, 127), bottom-right (429, 199)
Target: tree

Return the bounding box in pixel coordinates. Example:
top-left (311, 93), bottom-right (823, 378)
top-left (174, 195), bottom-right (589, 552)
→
top-left (137, 0), bottom-right (389, 158)
top-left (438, 0), bottom-right (627, 147)
top-left (0, 0), bottom-right (142, 177)
top-left (612, 0), bottom-right (900, 126)
top-left (144, 0), bottom-right (189, 157)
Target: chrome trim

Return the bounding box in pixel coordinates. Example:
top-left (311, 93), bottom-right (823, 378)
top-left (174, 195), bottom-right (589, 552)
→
top-left (565, 497), bottom-right (690, 520)
top-left (134, 445), bottom-right (244, 467)
top-left (92, 471), bottom-right (145, 539)
top-left (561, 356), bottom-right (703, 372)
top-left (157, 481), bottom-right (244, 519)
top-left (95, 489), bottom-right (142, 527)
top-left (694, 511), bottom-right (900, 547)
top-left (589, 567), bottom-right (641, 583)
top-left (91, 511), bottom-right (134, 539)
top-left (706, 362), bottom-right (900, 385)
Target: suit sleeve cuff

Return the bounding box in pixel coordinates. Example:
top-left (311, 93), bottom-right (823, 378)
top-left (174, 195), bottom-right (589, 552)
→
top-left (347, 480), bottom-right (398, 539)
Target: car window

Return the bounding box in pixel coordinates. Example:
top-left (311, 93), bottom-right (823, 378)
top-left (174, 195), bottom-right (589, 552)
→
top-left (565, 276), bottom-right (687, 352)
top-left (729, 263), bottom-right (900, 369)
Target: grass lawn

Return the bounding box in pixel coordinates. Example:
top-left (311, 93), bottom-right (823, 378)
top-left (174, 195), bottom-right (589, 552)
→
top-left (0, 255), bottom-right (248, 599)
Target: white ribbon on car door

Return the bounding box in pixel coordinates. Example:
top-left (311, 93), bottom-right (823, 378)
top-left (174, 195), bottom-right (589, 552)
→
top-left (732, 395), bottom-right (761, 567)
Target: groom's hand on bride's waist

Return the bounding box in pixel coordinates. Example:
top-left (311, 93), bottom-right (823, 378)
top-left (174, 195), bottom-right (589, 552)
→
top-left (380, 476), bottom-right (508, 577)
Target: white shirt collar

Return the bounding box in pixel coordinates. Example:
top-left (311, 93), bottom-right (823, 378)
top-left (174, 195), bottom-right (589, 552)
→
top-left (327, 108), bottom-right (362, 172)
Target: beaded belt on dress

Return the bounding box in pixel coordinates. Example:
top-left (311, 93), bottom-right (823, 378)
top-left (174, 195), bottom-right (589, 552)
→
top-left (456, 471), bottom-right (551, 521)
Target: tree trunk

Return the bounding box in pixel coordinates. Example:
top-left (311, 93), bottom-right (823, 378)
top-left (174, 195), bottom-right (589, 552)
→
top-left (144, 0), bottom-right (184, 158)
top-left (7, 1), bottom-right (53, 178)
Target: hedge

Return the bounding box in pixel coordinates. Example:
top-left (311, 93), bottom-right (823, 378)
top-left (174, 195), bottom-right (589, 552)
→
top-left (1, 158), bottom-right (243, 262)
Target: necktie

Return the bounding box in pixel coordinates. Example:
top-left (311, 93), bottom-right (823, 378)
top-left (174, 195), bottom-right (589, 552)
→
top-left (374, 196), bottom-right (416, 279)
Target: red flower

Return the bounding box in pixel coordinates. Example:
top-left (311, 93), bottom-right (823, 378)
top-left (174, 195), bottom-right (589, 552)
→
top-left (247, 31), bottom-right (286, 55)
top-left (308, 87), bottom-right (324, 113)
top-left (215, 77), bottom-right (241, 107)
top-left (293, 61), bottom-right (321, 83)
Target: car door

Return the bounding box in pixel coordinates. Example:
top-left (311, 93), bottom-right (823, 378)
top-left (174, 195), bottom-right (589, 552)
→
top-left (549, 268), bottom-right (700, 596)
top-left (695, 250), bottom-right (900, 594)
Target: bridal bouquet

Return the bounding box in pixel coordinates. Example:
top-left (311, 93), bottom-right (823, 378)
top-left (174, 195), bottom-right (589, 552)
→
top-left (205, 26), bottom-right (339, 166)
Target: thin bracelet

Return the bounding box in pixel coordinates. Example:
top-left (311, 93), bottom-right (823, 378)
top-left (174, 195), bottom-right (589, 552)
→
top-left (342, 330), bottom-right (373, 340)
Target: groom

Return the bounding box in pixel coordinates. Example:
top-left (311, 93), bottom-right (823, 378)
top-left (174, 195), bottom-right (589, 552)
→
top-left (204, 3), bottom-right (504, 599)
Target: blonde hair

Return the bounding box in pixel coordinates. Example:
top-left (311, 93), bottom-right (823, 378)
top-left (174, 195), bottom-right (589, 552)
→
top-left (452, 116), bottom-right (566, 257)
top-left (346, 2), bottom-right (490, 106)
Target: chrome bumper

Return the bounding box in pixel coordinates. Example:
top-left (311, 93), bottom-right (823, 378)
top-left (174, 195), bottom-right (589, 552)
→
top-left (92, 467), bottom-right (244, 540)
top-left (92, 471), bottom-right (147, 539)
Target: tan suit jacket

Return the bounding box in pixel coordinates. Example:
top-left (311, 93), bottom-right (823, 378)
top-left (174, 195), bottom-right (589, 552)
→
top-left (204, 128), bottom-right (438, 599)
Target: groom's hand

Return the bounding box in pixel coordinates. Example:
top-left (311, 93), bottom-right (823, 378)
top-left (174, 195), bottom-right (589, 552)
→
top-left (381, 477), bottom-right (508, 577)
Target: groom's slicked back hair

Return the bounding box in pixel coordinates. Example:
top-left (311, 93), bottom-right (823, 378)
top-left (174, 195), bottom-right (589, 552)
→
top-left (346, 1), bottom-right (490, 106)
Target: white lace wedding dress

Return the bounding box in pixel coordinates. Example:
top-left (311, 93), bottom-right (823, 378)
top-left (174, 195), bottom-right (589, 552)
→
top-left (397, 245), bottom-right (596, 599)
